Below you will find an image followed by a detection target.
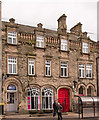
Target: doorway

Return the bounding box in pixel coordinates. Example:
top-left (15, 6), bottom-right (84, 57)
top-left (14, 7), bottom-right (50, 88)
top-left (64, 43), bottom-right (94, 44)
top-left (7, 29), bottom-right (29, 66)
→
top-left (7, 85), bottom-right (17, 112)
top-left (58, 88), bottom-right (70, 112)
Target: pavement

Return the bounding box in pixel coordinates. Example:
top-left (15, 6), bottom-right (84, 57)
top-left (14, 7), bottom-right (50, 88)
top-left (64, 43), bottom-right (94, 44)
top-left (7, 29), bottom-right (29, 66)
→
top-left (1, 112), bottom-right (99, 120)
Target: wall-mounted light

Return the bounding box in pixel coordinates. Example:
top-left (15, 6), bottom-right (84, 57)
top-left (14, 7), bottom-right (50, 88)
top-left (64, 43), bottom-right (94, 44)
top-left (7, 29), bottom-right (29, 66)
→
top-left (73, 80), bottom-right (78, 96)
top-left (73, 80), bottom-right (77, 88)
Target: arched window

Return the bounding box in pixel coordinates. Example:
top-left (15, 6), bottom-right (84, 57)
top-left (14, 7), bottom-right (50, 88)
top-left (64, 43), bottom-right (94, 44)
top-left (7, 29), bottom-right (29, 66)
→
top-left (79, 86), bottom-right (85, 96)
top-left (87, 86), bottom-right (93, 96)
top-left (27, 87), bottom-right (40, 110)
top-left (42, 88), bottom-right (53, 110)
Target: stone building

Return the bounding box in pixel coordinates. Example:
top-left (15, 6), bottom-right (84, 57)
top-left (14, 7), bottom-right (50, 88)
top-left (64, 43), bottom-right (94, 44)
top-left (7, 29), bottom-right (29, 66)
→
top-left (1, 14), bottom-right (99, 113)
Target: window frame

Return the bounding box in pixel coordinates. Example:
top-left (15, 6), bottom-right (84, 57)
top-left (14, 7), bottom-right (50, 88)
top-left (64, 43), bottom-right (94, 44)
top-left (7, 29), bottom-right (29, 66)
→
top-left (79, 86), bottom-right (85, 95)
top-left (36, 35), bottom-right (44, 48)
top-left (27, 87), bottom-right (40, 110)
top-left (87, 86), bottom-right (93, 97)
top-left (28, 58), bottom-right (35, 76)
top-left (86, 64), bottom-right (92, 78)
top-left (7, 31), bottom-right (17, 44)
top-left (8, 57), bottom-right (17, 74)
top-left (61, 39), bottom-right (67, 51)
top-left (79, 64), bottom-right (85, 78)
top-left (45, 60), bottom-right (51, 76)
top-left (61, 62), bottom-right (68, 77)
top-left (42, 88), bottom-right (53, 110)
top-left (82, 42), bottom-right (88, 53)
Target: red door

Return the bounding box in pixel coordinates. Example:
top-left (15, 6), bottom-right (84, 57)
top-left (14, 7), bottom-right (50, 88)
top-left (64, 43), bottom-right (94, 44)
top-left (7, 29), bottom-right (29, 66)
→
top-left (58, 88), bottom-right (70, 112)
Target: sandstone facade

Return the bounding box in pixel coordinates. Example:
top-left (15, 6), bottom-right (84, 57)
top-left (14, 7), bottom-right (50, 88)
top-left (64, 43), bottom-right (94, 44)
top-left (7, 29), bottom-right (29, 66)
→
top-left (1, 14), bottom-right (99, 113)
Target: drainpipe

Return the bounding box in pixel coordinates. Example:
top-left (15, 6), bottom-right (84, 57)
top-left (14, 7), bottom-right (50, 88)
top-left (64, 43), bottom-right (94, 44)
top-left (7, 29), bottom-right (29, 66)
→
top-left (96, 57), bottom-right (99, 96)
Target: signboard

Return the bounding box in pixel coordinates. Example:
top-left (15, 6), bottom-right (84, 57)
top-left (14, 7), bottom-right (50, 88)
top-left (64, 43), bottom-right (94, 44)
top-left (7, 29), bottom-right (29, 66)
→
top-left (7, 85), bottom-right (16, 90)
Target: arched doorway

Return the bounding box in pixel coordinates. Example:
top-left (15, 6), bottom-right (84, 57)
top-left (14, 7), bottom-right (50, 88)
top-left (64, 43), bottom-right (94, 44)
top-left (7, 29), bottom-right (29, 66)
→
top-left (58, 88), bottom-right (70, 112)
top-left (7, 85), bottom-right (17, 112)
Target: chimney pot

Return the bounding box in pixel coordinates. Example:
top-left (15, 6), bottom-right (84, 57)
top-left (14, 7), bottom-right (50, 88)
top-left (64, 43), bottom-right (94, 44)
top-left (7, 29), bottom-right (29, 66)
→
top-left (9, 18), bottom-right (15, 23)
top-left (37, 23), bottom-right (43, 28)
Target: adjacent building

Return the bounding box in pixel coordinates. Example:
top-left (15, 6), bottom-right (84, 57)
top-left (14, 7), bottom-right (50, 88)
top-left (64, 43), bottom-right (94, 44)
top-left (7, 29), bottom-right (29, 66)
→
top-left (0, 0), bottom-right (2, 109)
top-left (1, 14), bottom-right (99, 113)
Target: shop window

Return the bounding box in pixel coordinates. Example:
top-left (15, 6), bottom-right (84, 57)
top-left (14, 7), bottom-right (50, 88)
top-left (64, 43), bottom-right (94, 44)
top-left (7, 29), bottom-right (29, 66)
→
top-left (27, 87), bottom-right (40, 110)
top-left (8, 57), bottom-right (17, 74)
top-left (8, 31), bottom-right (17, 44)
top-left (36, 35), bottom-right (44, 48)
top-left (42, 88), bottom-right (53, 110)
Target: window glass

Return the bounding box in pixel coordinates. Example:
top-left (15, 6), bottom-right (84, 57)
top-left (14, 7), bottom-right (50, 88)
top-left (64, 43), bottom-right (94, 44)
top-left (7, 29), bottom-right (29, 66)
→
top-left (10, 93), bottom-right (14, 103)
top-left (87, 86), bottom-right (93, 96)
top-left (8, 64), bottom-right (12, 74)
top-left (13, 64), bottom-right (16, 73)
top-left (79, 86), bottom-right (85, 95)
top-left (8, 37), bottom-right (12, 43)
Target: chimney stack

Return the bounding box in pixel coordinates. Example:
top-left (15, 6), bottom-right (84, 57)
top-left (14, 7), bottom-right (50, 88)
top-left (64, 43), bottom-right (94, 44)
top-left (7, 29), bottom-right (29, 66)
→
top-left (70, 22), bottom-right (82, 36)
top-left (57, 14), bottom-right (67, 33)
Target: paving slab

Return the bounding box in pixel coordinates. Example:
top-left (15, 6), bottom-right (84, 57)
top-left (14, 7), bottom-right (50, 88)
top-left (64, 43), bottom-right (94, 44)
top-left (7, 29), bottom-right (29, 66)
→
top-left (1, 112), bottom-right (99, 120)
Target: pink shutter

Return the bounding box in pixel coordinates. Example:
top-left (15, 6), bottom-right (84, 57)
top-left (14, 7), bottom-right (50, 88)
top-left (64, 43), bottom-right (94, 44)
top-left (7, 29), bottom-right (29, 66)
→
top-left (27, 96), bottom-right (31, 110)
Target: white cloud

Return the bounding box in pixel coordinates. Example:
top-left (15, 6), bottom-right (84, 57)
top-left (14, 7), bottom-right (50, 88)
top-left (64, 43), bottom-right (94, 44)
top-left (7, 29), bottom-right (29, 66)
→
top-left (1, 0), bottom-right (98, 41)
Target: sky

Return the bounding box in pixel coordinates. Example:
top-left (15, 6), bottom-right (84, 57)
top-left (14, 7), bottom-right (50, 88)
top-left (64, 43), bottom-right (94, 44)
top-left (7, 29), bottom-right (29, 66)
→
top-left (1, 0), bottom-right (98, 42)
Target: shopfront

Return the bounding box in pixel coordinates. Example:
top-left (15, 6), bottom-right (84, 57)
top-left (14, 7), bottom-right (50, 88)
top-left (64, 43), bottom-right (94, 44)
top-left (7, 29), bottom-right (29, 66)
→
top-left (7, 85), bottom-right (17, 112)
top-left (27, 87), bottom-right (54, 111)
top-left (3, 77), bottom-right (22, 113)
